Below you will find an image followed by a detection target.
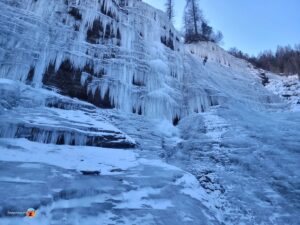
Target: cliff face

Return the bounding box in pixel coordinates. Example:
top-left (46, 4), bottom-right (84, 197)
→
top-left (1, 0), bottom-right (187, 122)
top-left (0, 0), bottom-right (300, 224)
top-left (1, 0), bottom-right (257, 123)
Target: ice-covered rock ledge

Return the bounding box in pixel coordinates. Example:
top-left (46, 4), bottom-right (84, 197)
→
top-left (0, 79), bottom-right (136, 148)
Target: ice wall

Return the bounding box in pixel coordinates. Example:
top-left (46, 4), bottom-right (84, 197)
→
top-left (0, 0), bottom-right (229, 123)
top-left (0, 0), bottom-right (291, 124)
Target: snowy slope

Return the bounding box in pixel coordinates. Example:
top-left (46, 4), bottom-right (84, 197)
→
top-left (266, 74), bottom-right (300, 111)
top-left (0, 0), bottom-right (300, 224)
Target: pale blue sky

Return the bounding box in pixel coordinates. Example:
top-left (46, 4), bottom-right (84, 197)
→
top-left (144, 0), bottom-right (300, 56)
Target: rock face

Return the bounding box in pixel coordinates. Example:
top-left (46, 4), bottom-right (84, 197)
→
top-left (0, 79), bottom-right (136, 148)
top-left (0, 0), bottom-right (300, 225)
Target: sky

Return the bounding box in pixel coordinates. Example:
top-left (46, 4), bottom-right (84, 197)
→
top-left (143, 0), bottom-right (300, 56)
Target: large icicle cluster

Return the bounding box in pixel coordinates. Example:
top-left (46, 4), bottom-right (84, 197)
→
top-left (0, 0), bottom-right (222, 123)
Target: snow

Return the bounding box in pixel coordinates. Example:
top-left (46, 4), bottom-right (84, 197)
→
top-left (201, 109), bottom-right (229, 141)
top-left (266, 73), bottom-right (300, 111)
top-left (0, 0), bottom-right (300, 224)
top-left (0, 138), bottom-right (137, 174)
top-left (115, 187), bottom-right (173, 210)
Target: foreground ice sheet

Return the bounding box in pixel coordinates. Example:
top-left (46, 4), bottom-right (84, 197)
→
top-left (0, 139), bottom-right (220, 225)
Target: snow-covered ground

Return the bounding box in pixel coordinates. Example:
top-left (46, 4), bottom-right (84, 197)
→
top-left (0, 0), bottom-right (299, 224)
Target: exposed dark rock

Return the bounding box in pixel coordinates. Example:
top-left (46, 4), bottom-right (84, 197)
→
top-left (43, 59), bottom-right (87, 99)
top-left (43, 59), bottom-right (114, 109)
top-left (282, 94), bottom-right (292, 98)
top-left (100, 2), bottom-right (117, 19)
top-left (83, 64), bottom-right (105, 78)
top-left (87, 19), bottom-right (103, 44)
top-left (259, 72), bottom-right (270, 86)
top-left (26, 66), bottom-right (35, 84)
top-left (68, 7), bottom-right (82, 20)
top-left (196, 171), bottom-right (225, 194)
top-left (80, 171), bottom-right (101, 176)
top-left (172, 115), bottom-right (180, 126)
top-left (104, 24), bottom-right (112, 39)
top-left (0, 123), bottom-right (135, 148)
top-left (138, 106), bottom-right (142, 115)
top-left (132, 76), bottom-right (144, 86)
top-left (116, 28), bottom-right (121, 46)
top-left (73, 24), bottom-right (80, 31)
top-left (86, 18), bottom-right (121, 45)
top-left (132, 106), bottom-right (142, 115)
top-left (203, 56), bottom-right (208, 65)
top-left (83, 64), bottom-right (95, 75)
top-left (161, 36), bottom-right (174, 50)
top-left (87, 87), bottom-right (115, 109)
top-left (110, 168), bottom-right (125, 173)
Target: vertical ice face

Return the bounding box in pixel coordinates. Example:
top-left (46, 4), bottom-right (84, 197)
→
top-left (0, 0), bottom-right (189, 122)
top-left (0, 0), bottom-right (282, 124)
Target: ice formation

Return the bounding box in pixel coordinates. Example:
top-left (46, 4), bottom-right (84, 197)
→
top-left (0, 0), bottom-right (187, 123)
top-left (0, 0), bottom-right (299, 224)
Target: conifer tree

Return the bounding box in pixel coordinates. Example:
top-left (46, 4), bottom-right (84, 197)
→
top-left (165, 0), bottom-right (174, 21)
top-left (184, 0), bottom-right (203, 43)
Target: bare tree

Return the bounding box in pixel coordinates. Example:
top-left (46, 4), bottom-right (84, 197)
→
top-left (229, 44), bottom-right (300, 76)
